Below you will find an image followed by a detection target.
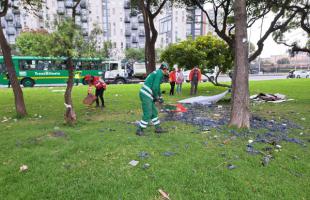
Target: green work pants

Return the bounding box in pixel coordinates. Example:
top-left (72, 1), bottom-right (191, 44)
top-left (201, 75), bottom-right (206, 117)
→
top-left (139, 92), bottom-right (160, 128)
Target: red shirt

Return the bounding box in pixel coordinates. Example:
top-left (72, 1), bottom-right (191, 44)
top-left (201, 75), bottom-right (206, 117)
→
top-left (92, 77), bottom-right (107, 89)
top-left (169, 71), bottom-right (176, 82)
top-left (189, 68), bottom-right (202, 81)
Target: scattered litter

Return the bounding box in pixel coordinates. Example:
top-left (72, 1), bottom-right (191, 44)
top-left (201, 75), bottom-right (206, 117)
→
top-left (246, 145), bottom-right (260, 155)
top-left (128, 121), bottom-right (140, 125)
top-left (19, 165), bottom-right (28, 172)
top-left (275, 145), bottom-right (282, 149)
top-left (50, 130), bottom-right (66, 138)
top-left (129, 160), bottom-right (139, 166)
top-left (218, 105), bottom-right (223, 109)
top-left (262, 155), bottom-right (273, 166)
top-left (158, 189), bottom-right (171, 200)
top-left (227, 164), bottom-right (236, 170)
top-left (164, 101), bottom-right (305, 166)
top-left (54, 126), bottom-right (60, 130)
top-left (142, 163), bottom-right (150, 169)
top-left (301, 118), bottom-right (306, 121)
top-left (263, 147), bottom-right (273, 152)
top-left (138, 151), bottom-right (149, 159)
top-left (162, 152), bottom-right (175, 157)
top-left (250, 93), bottom-right (293, 103)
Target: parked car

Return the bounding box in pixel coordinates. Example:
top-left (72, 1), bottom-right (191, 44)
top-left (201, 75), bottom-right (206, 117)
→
top-left (293, 70), bottom-right (309, 78)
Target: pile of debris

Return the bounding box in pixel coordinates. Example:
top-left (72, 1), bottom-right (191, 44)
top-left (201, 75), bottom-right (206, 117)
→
top-left (164, 103), bottom-right (305, 148)
top-left (250, 93), bottom-right (294, 103)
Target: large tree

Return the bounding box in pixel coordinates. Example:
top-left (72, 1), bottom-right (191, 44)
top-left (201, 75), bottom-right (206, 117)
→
top-left (160, 34), bottom-right (233, 87)
top-left (49, 0), bottom-right (82, 124)
top-left (231, 0), bottom-right (250, 128)
top-left (132, 0), bottom-right (169, 74)
top-left (181, 0), bottom-right (300, 128)
top-left (0, 0), bottom-right (42, 117)
top-left (125, 48), bottom-right (145, 62)
top-left (63, 0), bottom-right (81, 125)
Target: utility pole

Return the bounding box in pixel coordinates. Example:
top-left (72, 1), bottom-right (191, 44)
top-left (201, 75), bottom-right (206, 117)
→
top-left (258, 16), bottom-right (265, 74)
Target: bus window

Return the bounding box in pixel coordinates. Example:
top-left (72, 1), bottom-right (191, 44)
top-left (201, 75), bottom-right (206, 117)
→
top-left (37, 60), bottom-right (49, 70)
top-left (0, 63), bottom-right (5, 73)
top-left (49, 60), bottom-right (66, 70)
top-left (81, 61), bottom-right (91, 70)
top-left (19, 60), bottom-right (31, 70)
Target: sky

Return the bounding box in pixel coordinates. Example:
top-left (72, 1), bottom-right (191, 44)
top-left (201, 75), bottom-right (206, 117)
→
top-left (203, 4), bottom-right (307, 58)
top-left (248, 14), bottom-right (306, 58)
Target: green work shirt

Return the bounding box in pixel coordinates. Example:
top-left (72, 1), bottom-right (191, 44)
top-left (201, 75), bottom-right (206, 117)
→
top-left (140, 69), bottom-right (163, 99)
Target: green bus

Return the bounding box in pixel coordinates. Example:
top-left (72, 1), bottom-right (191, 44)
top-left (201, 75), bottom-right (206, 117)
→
top-left (0, 56), bottom-right (107, 87)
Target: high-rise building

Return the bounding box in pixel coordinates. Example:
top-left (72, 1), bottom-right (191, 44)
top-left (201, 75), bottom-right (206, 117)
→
top-left (1, 0), bottom-right (213, 58)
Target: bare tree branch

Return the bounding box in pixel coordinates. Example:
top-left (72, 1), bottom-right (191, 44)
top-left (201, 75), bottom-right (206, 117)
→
top-left (0, 0), bottom-right (9, 17)
top-left (249, 0), bottom-right (298, 61)
top-left (152, 0), bottom-right (168, 17)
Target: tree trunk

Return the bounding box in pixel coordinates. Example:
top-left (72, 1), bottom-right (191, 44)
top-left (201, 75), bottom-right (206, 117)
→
top-left (0, 25), bottom-right (27, 117)
top-left (64, 57), bottom-right (76, 125)
top-left (229, 0), bottom-right (250, 128)
top-left (138, 0), bottom-right (157, 74)
top-left (63, 2), bottom-right (80, 125)
top-left (148, 15), bottom-right (157, 73)
top-left (146, 42), bottom-right (156, 73)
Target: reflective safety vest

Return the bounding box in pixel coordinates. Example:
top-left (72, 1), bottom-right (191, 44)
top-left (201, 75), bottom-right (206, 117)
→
top-left (140, 69), bottom-right (163, 100)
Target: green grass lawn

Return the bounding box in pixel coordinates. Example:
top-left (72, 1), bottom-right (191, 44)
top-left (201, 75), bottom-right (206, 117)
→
top-left (0, 79), bottom-right (309, 200)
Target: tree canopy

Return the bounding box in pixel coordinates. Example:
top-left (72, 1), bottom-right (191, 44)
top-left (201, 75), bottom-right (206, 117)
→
top-left (178, 0), bottom-right (304, 61)
top-left (160, 34), bottom-right (233, 86)
top-left (272, 0), bottom-right (310, 55)
top-left (15, 29), bottom-right (52, 57)
top-left (125, 48), bottom-right (145, 62)
top-left (15, 22), bottom-right (111, 58)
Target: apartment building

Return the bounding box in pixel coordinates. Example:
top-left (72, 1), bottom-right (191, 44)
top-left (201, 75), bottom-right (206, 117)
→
top-left (1, 0), bottom-right (213, 57)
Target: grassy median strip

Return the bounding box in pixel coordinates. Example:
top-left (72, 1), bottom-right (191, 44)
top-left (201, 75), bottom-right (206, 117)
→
top-left (0, 79), bottom-right (309, 200)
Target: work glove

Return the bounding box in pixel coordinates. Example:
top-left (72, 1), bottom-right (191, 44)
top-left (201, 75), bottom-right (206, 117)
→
top-left (157, 97), bottom-right (164, 104)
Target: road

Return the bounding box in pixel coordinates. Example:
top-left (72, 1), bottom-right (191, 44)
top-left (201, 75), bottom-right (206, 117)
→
top-left (217, 74), bottom-right (287, 82)
top-left (0, 74), bottom-right (290, 88)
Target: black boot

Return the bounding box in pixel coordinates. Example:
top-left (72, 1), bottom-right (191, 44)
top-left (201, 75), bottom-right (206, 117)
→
top-left (155, 126), bottom-right (167, 134)
top-left (136, 127), bottom-right (145, 136)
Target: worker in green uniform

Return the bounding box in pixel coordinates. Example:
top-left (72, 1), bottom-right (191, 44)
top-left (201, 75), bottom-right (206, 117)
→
top-left (136, 64), bottom-right (168, 136)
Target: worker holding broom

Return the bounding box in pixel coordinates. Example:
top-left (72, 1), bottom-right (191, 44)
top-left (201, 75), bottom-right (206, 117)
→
top-left (136, 64), bottom-right (169, 136)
